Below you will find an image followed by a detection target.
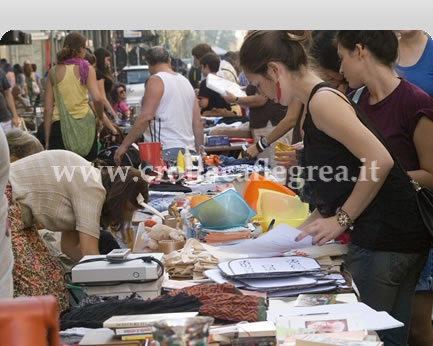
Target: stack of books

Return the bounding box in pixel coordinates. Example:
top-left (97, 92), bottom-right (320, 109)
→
top-left (108, 326), bottom-right (153, 342)
top-left (209, 321), bottom-right (277, 346)
top-left (79, 312), bottom-right (199, 345)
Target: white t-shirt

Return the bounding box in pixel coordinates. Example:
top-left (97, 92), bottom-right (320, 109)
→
top-left (142, 72), bottom-right (196, 151)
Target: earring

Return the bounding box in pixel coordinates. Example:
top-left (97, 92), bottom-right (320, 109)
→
top-left (276, 80), bottom-right (282, 103)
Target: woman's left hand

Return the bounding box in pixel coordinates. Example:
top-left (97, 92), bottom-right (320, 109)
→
top-left (296, 216), bottom-right (345, 246)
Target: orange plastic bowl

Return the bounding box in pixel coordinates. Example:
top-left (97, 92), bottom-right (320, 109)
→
top-left (242, 172), bottom-right (296, 211)
top-left (185, 195), bottom-right (211, 209)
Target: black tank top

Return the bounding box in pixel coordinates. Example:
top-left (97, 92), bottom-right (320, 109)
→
top-left (302, 83), bottom-right (430, 252)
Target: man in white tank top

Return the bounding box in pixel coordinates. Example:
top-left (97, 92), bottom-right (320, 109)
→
top-left (114, 46), bottom-right (204, 165)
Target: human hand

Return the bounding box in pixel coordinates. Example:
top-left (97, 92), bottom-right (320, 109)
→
top-left (274, 150), bottom-right (298, 168)
top-left (222, 91), bottom-right (236, 104)
top-left (245, 143), bottom-right (259, 159)
top-left (296, 216), bottom-right (345, 246)
top-left (114, 145), bottom-right (127, 166)
top-left (12, 116), bottom-right (22, 128)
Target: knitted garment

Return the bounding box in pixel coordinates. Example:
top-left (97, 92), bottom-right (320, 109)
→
top-left (164, 283), bottom-right (267, 322)
top-left (60, 293), bottom-right (201, 330)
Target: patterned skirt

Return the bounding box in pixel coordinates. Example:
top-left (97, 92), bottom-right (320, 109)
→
top-left (6, 183), bottom-right (69, 312)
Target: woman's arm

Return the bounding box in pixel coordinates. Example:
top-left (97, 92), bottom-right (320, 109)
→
top-left (245, 99), bottom-right (303, 158)
top-left (114, 75), bottom-right (163, 165)
top-left (296, 89), bottom-right (393, 245)
top-left (97, 78), bottom-right (119, 122)
top-left (60, 231), bottom-right (99, 262)
top-left (223, 92), bottom-right (267, 108)
top-left (192, 99), bottom-right (204, 152)
top-left (87, 67), bottom-right (104, 122)
top-left (410, 116), bottom-right (433, 190)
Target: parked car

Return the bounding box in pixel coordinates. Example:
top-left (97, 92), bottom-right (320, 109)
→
top-left (117, 65), bottom-right (150, 113)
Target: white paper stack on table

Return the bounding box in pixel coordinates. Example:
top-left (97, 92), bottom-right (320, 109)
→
top-left (205, 256), bottom-right (345, 297)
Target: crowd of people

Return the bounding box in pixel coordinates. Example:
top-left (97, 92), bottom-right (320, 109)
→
top-left (1, 30), bottom-right (433, 346)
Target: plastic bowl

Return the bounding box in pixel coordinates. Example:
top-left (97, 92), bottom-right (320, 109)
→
top-left (185, 195), bottom-right (211, 209)
top-left (242, 172), bottom-right (296, 211)
top-left (189, 189), bottom-right (256, 230)
top-left (257, 188), bottom-right (309, 229)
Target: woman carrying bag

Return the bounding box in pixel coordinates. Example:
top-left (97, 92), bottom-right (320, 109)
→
top-left (44, 32), bottom-right (104, 161)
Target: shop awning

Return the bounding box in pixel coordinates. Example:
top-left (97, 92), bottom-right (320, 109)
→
top-left (0, 30), bottom-right (32, 45)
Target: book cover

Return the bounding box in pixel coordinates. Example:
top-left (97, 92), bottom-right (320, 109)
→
top-left (295, 334), bottom-right (383, 346)
top-left (121, 334), bottom-right (153, 341)
top-left (211, 321), bottom-right (276, 339)
top-left (276, 313), bottom-right (365, 340)
top-left (103, 311), bottom-right (199, 328)
top-left (78, 329), bottom-right (141, 346)
top-left (294, 294), bottom-right (339, 307)
top-left (113, 326), bottom-right (153, 336)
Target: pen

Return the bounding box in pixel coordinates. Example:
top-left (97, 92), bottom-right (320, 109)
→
top-left (297, 312), bottom-right (330, 316)
top-left (267, 219), bottom-right (276, 232)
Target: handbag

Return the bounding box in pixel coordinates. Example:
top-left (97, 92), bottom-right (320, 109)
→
top-left (351, 85), bottom-right (433, 236)
top-left (412, 180), bottom-right (433, 235)
top-left (50, 66), bottom-right (96, 157)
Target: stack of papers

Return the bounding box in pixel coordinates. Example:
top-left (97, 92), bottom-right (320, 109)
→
top-left (205, 256), bottom-right (343, 296)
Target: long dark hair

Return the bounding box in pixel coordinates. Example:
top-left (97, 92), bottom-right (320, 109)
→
top-left (100, 167), bottom-right (148, 234)
top-left (94, 47), bottom-right (113, 81)
top-left (336, 31), bottom-right (398, 67)
top-left (111, 83), bottom-right (126, 104)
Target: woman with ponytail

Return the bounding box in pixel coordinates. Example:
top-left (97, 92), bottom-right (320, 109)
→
top-left (240, 31), bottom-right (430, 346)
top-left (44, 32), bottom-right (104, 161)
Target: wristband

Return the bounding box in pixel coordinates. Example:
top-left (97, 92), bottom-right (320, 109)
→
top-left (256, 139), bottom-right (265, 153)
top-left (259, 136), bottom-right (269, 149)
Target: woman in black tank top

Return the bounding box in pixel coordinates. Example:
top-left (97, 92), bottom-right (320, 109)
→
top-left (239, 31), bottom-right (429, 346)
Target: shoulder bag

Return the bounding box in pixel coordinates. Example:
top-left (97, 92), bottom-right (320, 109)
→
top-left (50, 66), bottom-right (96, 157)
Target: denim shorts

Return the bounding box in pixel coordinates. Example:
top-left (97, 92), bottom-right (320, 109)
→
top-left (416, 248), bottom-right (433, 291)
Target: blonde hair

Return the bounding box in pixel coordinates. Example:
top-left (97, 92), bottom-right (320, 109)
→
top-left (6, 129), bottom-right (44, 160)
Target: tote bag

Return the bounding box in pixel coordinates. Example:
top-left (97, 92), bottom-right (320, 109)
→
top-left (51, 66), bottom-right (95, 157)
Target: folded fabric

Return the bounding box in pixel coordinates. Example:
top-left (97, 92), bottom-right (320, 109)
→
top-left (164, 283), bottom-right (267, 322)
top-left (60, 293), bottom-right (201, 330)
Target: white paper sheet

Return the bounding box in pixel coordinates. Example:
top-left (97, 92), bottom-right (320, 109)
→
top-left (267, 301), bottom-right (403, 331)
top-left (204, 224), bottom-right (313, 258)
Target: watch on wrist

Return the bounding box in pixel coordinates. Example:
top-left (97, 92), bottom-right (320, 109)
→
top-left (336, 207), bottom-right (353, 229)
top-left (260, 136), bottom-right (269, 148)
